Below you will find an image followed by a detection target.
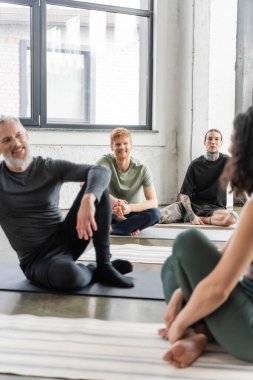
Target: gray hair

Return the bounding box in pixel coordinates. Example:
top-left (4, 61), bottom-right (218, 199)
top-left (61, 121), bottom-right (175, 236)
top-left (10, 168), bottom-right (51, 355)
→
top-left (0, 115), bottom-right (23, 128)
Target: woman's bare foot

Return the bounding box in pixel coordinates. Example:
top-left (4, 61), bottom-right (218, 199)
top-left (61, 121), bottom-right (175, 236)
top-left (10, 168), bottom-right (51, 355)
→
top-left (129, 229), bottom-right (140, 236)
top-left (158, 326), bottom-right (169, 340)
top-left (163, 332), bottom-right (208, 368)
top-left (158, 289), bottom-right (184, 341)
top-left (194, 322), bottom-right (214, 341)
top-left (164, 288), bottom-right (184, 327)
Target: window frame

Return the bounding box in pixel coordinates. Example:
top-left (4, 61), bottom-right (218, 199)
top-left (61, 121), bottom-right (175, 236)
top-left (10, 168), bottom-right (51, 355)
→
top-left (0, 0), bottom-right (40, 126)
top-left (0, 0), bottom-right (153, 130)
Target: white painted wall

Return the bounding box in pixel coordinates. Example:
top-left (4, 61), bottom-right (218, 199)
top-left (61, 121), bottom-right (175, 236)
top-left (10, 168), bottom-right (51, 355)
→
top-left (177, 0), bottom-right (196, 184)
top-left (208, 0), bottom-right (237, 150)
top-left (27, 0), bottom-right (237, 209)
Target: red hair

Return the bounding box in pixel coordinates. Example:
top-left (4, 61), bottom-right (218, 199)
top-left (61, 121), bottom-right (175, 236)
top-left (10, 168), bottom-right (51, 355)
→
top-left (110, 128), bottom-right (132, 144)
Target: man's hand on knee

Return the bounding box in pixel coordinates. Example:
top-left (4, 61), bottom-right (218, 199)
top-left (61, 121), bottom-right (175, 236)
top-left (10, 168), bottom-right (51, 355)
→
top-left (76, 193), bottom-right (97, 240)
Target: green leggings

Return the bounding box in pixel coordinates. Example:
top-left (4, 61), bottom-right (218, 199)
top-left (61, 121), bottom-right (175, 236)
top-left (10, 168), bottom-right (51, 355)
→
top-left (161, 229), bottom-right (253, 362)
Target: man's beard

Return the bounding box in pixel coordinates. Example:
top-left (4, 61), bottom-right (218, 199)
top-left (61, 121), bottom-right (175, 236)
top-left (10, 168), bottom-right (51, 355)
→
top-left (4, 146), bottom-right (33, 169)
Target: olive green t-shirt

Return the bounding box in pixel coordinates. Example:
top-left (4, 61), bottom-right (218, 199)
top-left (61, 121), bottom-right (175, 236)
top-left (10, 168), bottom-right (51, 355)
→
top-left (97, 154), bottom-right (153, 203)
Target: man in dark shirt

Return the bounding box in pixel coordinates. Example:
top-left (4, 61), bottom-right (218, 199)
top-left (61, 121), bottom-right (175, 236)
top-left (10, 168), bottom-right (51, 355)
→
top-left (159, 129), bottom-right (238, 226)
top-left (0, 116), bottom-right (133, 289)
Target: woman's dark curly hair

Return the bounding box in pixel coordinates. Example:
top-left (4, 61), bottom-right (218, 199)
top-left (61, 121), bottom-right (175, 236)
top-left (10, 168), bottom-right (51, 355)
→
top-left (221, 106), bottom-right (253, 196)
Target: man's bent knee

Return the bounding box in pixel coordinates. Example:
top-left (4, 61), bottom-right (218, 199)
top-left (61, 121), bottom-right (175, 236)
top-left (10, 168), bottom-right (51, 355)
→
top-left (148, 208), bottom-right (161, 224)
top-left (159, 202), bottom-right (183, 224)
top-left (48, 260), bottom-right (92, 290)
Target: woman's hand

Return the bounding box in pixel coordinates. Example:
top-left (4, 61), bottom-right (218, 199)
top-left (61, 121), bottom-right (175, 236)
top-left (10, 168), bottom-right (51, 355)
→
top-left (164, 288), bottom-right (184, 328)
top-left (168, 318), bottom-right (187, 343)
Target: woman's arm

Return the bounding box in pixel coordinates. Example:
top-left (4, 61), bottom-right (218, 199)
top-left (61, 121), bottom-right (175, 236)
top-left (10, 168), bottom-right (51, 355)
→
top-left (219, 234), bottom-right (234, 255)
top-left (168, 198), bottom-right (253, 343)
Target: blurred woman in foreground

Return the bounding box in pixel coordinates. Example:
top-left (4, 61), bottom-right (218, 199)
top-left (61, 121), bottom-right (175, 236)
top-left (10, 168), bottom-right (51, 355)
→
top-left (160, 106), bottom-right (253, 368)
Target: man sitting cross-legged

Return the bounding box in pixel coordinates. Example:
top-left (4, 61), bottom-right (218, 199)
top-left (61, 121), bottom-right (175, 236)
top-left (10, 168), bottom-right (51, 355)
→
top-left (97, 128), bottom-right (160, 236)
top-left (0, 116), bottom-right (133, 290)
top-left (159, 129), bottom-right (238, 226)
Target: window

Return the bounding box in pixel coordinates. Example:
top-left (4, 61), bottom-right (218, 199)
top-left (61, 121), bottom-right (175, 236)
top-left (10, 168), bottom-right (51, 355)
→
top-left (73, 1), bottom-right (150, 10)
top-left (0, 0), bottom-right (153, 130)
top-left (0, 2), bottom-right (33, 119)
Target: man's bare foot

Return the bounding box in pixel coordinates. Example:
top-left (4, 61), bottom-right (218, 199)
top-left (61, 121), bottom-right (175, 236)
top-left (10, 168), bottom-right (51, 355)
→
top-left (114, 215), bottom-right (127, 222)
top-left (199, 216), bottom-right (211, 225)
top-left (163, 332), bottom-right (208, 368)
top-left (164, 288), bottom-right (184, 327)
top-left (129, 229), bottom-right (140, 236)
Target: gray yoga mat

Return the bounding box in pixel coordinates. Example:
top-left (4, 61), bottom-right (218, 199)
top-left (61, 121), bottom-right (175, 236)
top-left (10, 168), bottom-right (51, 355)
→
top-left (0, 264), bottom-right (164, 301)
top-left (114, 225), bottom-right (234, 242)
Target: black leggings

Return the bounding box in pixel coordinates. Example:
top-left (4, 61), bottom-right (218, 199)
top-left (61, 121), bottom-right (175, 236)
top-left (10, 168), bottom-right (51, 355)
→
top-left (24, 185), bottom-right (112, 290)
top-left (161, 229), bottom-right (253, 362)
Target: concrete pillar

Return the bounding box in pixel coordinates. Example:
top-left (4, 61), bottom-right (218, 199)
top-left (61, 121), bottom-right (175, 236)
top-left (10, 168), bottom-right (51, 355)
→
top-left (177, 0), bottom-right (237, 207)
top-left (235, 0), bottom-right (253, 115)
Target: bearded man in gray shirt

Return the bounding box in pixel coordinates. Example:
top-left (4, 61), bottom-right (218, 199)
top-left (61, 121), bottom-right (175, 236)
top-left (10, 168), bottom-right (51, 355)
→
top-left (0, 116), bottom-right (133, 290)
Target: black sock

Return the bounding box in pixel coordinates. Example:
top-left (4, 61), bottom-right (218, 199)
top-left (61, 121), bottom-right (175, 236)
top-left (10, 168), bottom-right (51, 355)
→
top-left (95, 263), bottom-right (134, 288)
top-left (111, 259), bottom-right (133, 274)
top-left (88, 260), bottom-right (133, 275)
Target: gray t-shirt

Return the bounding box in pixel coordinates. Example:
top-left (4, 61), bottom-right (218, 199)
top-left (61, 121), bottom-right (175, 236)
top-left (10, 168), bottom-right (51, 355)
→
top-left (0, 157), bottom-right (110, 260)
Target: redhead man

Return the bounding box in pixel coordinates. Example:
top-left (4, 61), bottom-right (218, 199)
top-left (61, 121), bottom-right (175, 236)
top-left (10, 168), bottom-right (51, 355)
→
top-left (159, 129), bottom-right (238, 226)
top-left (97, 128), bottom-right (160, 236)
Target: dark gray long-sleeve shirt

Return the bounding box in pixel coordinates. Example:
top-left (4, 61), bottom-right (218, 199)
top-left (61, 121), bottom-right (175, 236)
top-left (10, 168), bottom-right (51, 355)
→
top-left (0, 157), bottom-right (111, 258)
